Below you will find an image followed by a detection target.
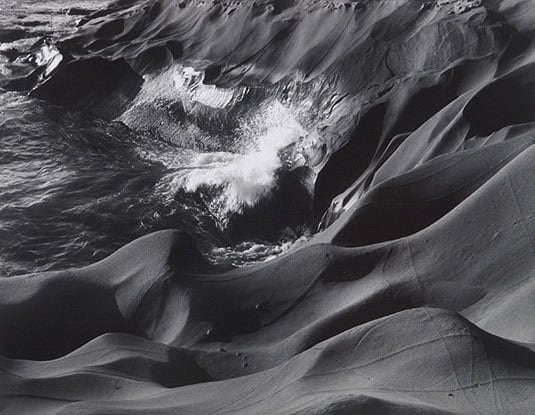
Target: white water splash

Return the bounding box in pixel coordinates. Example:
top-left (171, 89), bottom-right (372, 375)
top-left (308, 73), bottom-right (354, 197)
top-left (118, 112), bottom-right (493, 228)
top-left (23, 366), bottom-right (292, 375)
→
top-left (35, 41), bottom-right (63, 77)
top-left (208, 234), bottom-right (310, 266)
top-left (125, 63), bottom-right (321, 225)
top-left (157, 100), bottom-right (310, 221)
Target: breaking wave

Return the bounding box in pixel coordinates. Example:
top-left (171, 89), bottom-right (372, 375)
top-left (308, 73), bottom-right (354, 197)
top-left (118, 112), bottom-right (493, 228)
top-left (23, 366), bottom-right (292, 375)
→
top-left (122, 63), bottom-right (321, 227)
top-left (158, 102), bottom-right (308, 217)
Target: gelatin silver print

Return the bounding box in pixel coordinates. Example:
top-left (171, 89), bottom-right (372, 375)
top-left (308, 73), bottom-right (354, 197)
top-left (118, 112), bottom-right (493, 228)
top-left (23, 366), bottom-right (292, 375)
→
top-left (1, 0), bottom-right (534, 413)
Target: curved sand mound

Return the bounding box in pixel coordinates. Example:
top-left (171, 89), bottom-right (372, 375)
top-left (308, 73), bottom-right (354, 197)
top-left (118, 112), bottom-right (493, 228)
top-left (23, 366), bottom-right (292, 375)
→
top-left (4, 307), bottom-right (535, 414)
top-left (2, 0), bottom-right (535, 413)
top-left (4, 149), bottom-right (535, 412)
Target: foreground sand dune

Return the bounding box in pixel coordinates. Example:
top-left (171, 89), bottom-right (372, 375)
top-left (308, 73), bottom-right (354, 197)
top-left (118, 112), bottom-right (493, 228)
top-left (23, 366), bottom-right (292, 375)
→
top-left (4, 308), bottom-right (535, 414)
top-left (3, 136), bottom-right (535, 412)
top-left (2, 0), bottom-right (535, 413)
top-left (2, 222), bottom-right (535, 413)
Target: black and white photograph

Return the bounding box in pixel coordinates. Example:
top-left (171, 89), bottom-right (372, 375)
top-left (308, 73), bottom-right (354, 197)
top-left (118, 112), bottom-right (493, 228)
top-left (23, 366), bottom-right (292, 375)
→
top-left (1, 0), bottom-right (535, 413)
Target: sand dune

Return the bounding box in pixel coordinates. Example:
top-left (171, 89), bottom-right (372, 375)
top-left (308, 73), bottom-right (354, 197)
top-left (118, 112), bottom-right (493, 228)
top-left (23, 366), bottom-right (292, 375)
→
top-left (4, 308), bottom-right (535, 414)
top-left (2, 0), bottom-right (535, 413)
top-left (2, 222), bottom-right (535, 414)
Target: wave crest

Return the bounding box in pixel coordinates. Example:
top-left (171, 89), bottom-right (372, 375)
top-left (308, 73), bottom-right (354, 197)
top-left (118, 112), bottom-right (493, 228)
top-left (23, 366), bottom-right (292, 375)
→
top-left (155, 100), bottom-right (312, 224)
top-left (117, 63), bottom-right (325, 228)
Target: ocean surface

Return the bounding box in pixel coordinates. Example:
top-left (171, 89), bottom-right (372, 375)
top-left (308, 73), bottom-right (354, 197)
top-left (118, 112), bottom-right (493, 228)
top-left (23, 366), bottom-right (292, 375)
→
top-left (0, 0), bottom-right (308, 276)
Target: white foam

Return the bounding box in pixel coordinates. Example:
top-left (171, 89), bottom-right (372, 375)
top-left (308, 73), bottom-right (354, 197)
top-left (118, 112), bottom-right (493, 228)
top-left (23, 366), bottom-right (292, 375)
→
top-left (126, 63), bottom-right (323, 224)
top-left (157, 100), bottom-right (308, 220)
top-left (35, 42), bottom-right (63, 77)
top-left (208, 235), bottom-right (309, 266)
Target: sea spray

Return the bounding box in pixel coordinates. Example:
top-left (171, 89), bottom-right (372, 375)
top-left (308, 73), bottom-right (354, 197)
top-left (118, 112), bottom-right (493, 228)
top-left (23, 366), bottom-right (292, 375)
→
top-left (154, 100), bottom-right (311, 225)
top-left (208, 234), bottom-right (310, 267)
top-left (34, 40), bottom-right (63, 77)
top-left (122, 63), bottom-right (322, 227)
top-left (114, 60), bottom-right (353, 247)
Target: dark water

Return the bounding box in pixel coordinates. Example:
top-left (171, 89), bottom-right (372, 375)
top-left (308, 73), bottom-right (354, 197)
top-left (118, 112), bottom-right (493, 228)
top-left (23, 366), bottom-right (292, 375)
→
top-left (0, 1), bottom-right (307, 276)
top-left (0, 91), bottom-right (225, 275)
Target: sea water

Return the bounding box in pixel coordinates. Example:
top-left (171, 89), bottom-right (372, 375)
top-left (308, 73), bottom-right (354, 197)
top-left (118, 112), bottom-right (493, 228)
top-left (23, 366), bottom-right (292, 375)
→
top-left (0, 1), bottom-right (310, 276)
